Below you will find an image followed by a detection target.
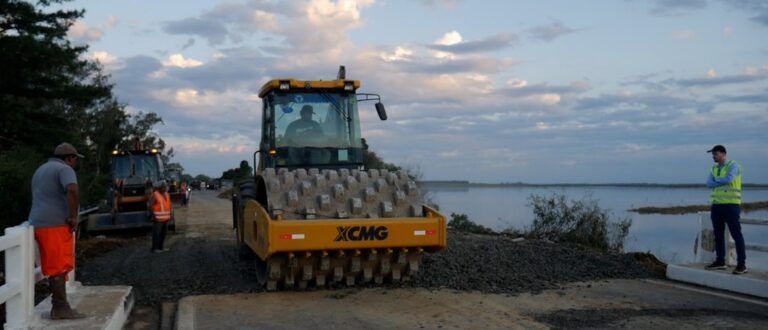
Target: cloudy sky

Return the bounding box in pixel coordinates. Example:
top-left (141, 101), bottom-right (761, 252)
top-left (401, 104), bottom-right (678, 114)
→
top-left (64, 0), bottom-right (768, 183)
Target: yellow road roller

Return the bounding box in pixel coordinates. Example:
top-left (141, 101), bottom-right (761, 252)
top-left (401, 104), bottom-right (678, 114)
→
top-left (232, 67), bottom-right (446, 290)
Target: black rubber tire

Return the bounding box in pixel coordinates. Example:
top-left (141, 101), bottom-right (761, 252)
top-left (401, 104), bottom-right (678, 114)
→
top-left (237, 193), bottom-right (255, 260)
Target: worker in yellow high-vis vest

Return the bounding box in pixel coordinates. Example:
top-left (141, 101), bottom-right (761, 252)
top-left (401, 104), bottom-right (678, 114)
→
top-left (704, 145), bottom-right (747, 274)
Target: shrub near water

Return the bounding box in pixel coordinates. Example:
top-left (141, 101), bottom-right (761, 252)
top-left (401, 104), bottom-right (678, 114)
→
top-left (528, 192), bottom-right (632, 252)
top-left (447, 213), bottom-right (495, 234)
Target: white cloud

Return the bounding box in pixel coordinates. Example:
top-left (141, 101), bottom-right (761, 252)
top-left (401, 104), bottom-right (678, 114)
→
top-left (418, 0), bottom-right (462, 7)
top-left (438, 150), bottom-right (460, 158)
top-left (706, 69), bottom-right (718, 78)
top-left (526, 93), bottom-right (562, 105)
top-left (621, 143), bottom-right (654, 152)
top-left (435, 30), bottom-right (463, 45)
top-left (506, 78), bottom-right (528, 88)
top-left (432, 30), bottom-right (462, 59)
top-left (380, 46), bottom-right (414, 62)
top-left (163, 54), bottom-right (204, 68)
top-left (104, 16), bottom-right (118, 28)
top-left (250, 10), bottom-right (278, 31)
top-left (743, 65), bottom-right (768, 76)
top-left (670, 30), bottom-right (694, 39)
top-left (90, 51), bottom-right (116, 65)
top-left (168, 134), bottom-right (254, 155)
top-left (723, 26), bottom-right (733, 36)
top-left (68, 21), bottom-right (103, 42)
top-left (148, 88), bottom-right (240, 113)
top-left (306, 0), bottom-right (374, 25)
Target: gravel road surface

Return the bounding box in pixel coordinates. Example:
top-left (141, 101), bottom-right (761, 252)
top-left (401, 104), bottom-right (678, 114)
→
top-left (75, 190), bottom-right (767, 329)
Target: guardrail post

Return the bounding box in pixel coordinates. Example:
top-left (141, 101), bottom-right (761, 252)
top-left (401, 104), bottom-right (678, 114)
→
top-left (695, 212), bottom-right (736, 265)
top-left (66, 236), bottom-right (77, 292)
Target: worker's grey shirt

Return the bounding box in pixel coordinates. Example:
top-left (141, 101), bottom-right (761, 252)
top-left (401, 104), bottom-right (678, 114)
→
top-left (28, 158), bottom-right (77, 228)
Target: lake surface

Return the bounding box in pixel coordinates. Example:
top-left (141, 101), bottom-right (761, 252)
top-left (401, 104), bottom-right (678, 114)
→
top-left (424, 185), bottom-right (768, 270)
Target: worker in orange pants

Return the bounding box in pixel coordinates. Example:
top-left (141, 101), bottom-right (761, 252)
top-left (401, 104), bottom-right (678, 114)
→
top-left (29, 143), bottom-right (86, 320)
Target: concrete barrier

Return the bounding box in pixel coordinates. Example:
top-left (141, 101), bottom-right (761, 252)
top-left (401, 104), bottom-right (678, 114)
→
top-left (668, 212), bottom-right (768, 299)
top-left (667, 264), bottom-right (768, 299)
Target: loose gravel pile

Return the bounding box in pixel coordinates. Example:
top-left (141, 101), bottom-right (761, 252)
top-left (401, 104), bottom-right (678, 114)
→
top-left (77, 230), bottom-right (662, 305)
top-left (409, 230), bottom-right (662, 294)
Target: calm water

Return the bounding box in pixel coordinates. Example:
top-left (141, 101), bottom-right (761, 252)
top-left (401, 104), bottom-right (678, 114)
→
top-left (425, 185), bottom-right (768, 270)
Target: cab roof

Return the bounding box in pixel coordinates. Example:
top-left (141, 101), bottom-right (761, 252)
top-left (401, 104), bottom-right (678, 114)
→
top-left (258, 79), bottom-right (361, 98)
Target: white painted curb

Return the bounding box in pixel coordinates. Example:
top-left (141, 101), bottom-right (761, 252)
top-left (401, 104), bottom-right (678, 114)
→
top-left (667, 264), bottom-right (768, 299)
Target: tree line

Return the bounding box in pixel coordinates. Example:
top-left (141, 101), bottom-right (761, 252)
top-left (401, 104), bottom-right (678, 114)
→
top-left (0, 0), bottom-right (172, 229)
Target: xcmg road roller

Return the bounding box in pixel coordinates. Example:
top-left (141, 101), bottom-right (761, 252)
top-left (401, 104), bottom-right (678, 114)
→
top-left (232, 67), bottom-right (446, 290)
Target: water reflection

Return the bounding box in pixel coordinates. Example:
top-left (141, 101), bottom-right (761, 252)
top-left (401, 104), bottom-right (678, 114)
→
top-left (426, 186), bottom-right (768, 270)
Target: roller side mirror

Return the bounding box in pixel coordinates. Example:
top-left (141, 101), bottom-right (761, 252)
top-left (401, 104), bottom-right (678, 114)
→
top-left (375, 102), bottom-right (387, 121)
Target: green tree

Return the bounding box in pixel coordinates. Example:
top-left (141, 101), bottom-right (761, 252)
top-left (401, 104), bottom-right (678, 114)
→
top-left (181, 174), bottom-right (194, 183)
top-left (221, 160), bottom-right (252, 183)
top-left (194, 174), bottom-right (212, 183)
top-left (362, 149), bottom-right (400, 171)
top-left (0, 0), bottom-right (112, 153)
top-left (0, 1), bottom-right (176, 228)
top-left (121, 111), bottom-right (174, 163)
top-left (0, 0), bottom-right (113, 227)
top-left (166, 162), bottom-right (184, 172)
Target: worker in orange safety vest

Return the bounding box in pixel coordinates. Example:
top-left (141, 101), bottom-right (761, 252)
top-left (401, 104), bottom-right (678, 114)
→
top-left (148, 180), bottom-right (172, 253)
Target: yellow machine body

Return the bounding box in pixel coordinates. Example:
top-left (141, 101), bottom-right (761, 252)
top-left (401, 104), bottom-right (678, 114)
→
top-left (241, 199), bottom-right (446, 260)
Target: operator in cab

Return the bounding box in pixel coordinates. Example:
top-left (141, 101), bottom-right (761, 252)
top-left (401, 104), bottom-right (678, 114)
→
top-left (284, 105), bottom-right (323, 146)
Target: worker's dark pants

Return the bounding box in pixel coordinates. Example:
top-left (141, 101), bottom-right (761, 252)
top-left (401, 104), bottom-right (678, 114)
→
top-left (711, 204), bottom-right (746, 266)
top-left (152, 221), bottom-right (168, 251)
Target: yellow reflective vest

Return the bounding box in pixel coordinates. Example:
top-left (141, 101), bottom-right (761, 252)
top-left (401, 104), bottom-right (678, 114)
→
top-left (710, 160), bottom-right (742, 205)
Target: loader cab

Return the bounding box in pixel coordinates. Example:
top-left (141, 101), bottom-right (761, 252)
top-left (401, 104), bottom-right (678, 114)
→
top-left (257, 78), bottom-right (385, 171)
top-left (111, 150), bottom-right (164, 183)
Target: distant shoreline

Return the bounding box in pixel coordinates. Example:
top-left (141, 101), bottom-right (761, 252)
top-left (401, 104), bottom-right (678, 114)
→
top-left (419, 181), bottom-right (768, 189)
top-left (629, 201), bottom-right (768, 214)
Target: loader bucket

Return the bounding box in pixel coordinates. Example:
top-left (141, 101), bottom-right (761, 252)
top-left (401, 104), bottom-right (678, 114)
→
top-left (87, 211), bottom-right (153, 231)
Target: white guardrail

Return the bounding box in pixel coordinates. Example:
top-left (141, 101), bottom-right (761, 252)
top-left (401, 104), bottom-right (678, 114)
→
top-left (695, 211), bottom-right (768, 265)
top-left (1, 207), bottom-right (97, 329)
top-left (1, 222), bottom-right (37, 329)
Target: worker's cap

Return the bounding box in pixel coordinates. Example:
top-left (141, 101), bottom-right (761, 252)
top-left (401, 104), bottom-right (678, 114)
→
top-left (300, 105), bottom-right (315, 114)
top-left (54, 142), bottom-right (84, 158)
top-left (707, 145), bottom-right (726, 154)
top-left (154, 180), bottom-right (168, 188)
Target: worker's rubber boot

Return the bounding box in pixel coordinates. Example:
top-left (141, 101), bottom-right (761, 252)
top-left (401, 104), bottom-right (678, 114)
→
top-left (49, 274), bottom-right (86, 320)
